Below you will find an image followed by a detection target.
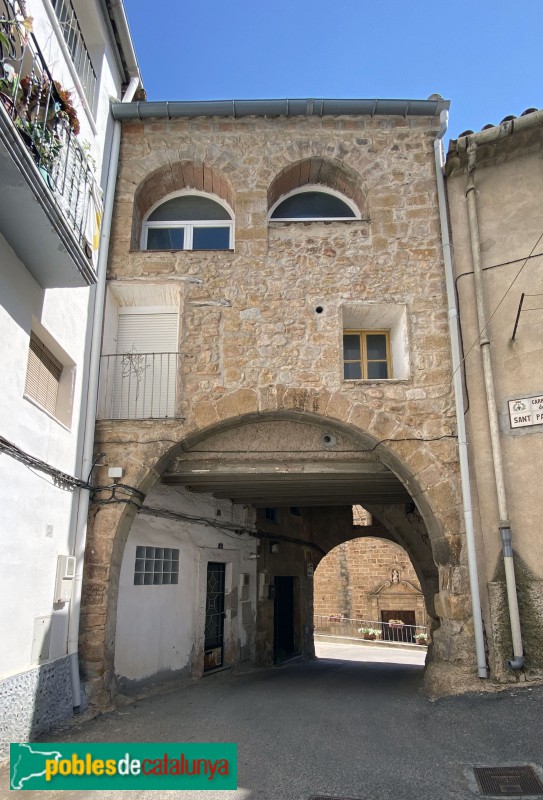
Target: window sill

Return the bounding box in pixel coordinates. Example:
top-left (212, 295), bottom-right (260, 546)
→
top-left (343, 378), bottom-right (409, 385)
top-left (269, 218), bottom-right (370, 225)
top-left (23, 393), bottom-right (72, 431)
top-left (136, 249), bottom-right (236, 254)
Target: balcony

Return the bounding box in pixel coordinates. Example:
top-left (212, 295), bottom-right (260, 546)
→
top-left (0, 0), bottom-right (100, 287)
top-left (50, 0), bottom-right (97, 109)
top-left (97, 353), bottom-right (180, 420)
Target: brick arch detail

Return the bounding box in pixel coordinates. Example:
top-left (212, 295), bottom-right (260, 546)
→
top-left (83, 387), bottom-right (460, 707)
top-left (131, 161), bottom-right (235, 249)
top-left (267, 157), bottom-right (367, 216)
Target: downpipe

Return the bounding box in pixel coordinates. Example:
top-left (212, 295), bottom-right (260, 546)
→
top-left (465, 142), bottom-right (524, 670)
top-left (68, 76), bottom-right (140, 708)
top-left (501, 526), bottom-right (524, 669)
top-left (434, 111), bottom-right (488, 678)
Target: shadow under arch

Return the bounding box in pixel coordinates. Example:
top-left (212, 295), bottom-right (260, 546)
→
top-left (267, 157), bottom-right (368, 218)
top-left (93, 408), bottom-right (446, 702)
top-left (130, 160), bottom-right (235, 248)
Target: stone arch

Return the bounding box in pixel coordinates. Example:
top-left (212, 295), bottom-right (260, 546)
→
top-left (267, 157), bottom-right (367, 217)
top-left (131, 161), bottom-right (235, 248)
top-left (313, 534), bottom-right (427, 629)
top-left (84, 390), bottom-right (465, 706)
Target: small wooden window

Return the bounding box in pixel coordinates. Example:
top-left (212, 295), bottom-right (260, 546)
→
top-left (24, 333), bottom-right (62, 415)
top-left (343, 330), bottom-right (391, 380)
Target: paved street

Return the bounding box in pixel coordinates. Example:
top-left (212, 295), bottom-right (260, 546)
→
top-left (3, 643), bottom-right (543, 800)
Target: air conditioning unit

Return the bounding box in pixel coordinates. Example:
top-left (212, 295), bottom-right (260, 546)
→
top-left (54, 555), bottom-right (76, 603)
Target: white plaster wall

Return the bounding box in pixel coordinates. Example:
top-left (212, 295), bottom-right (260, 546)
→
top-left (0, 0), bottom-right (127, 683)
top-left (114, 486), bottom-right (257, 684)
top-left (0, 234), bottom-right (90, 677)
top-left (447, 143), bottom-right (543, 583)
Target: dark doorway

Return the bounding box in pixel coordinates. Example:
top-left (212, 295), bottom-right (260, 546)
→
top-left (274, 576), bottom-right (295, 663)
top-left (381, 609), bottom-right (417, 643)
top-left (204, 562), bottom-right (225, 671)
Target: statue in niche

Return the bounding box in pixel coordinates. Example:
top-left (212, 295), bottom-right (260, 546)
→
top-left (391, 568), bottom-right (400, 584)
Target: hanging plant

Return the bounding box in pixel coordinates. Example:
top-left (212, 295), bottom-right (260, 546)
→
top-left (19, 76), bottom-right (80, 135)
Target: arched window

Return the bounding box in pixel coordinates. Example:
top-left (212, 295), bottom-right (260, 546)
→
top-left (269, 186), bottom-right (359, 222)
top-left (143, 191), bottom-right (234, 251)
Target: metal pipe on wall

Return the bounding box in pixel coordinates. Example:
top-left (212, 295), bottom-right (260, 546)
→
top-left (464, 142), bottom-right (524, 669)
top-left (434, 111), bottom-right (488, 678)
top-left (68, 75), bottom-right (140, 709)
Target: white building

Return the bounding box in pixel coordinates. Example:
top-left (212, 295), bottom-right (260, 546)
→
top-left (0, 0), bottom-right (140, 751)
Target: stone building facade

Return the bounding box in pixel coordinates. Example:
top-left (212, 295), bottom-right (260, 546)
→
top-left (79, 96), bottom-right (484, 708)
top-left (314, 536), bottom-right (427, 629)
top-left (445, 108), bottom-right (543, 680)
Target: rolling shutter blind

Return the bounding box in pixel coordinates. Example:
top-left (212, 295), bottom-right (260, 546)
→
top-left (113, 311), bottom-right (178, 419)
top-left (24, 334), bottom-right (62, 415)
top-left (116, 312), bottom-right (178, 354)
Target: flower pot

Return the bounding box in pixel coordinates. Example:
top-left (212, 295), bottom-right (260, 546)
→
top-left (38, 165), bottom-right (55, 190)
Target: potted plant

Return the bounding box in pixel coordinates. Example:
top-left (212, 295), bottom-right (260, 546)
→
top-left (358, 627), bottom-right (381, 641)
top-left (0, 15), bottom-right (32, 111)
top-left (414, 632), bottom-right (428, 645)
top-left (19, 76), bottom-right (80, 135)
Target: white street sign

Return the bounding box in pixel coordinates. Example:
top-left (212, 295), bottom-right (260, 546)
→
top-left (508, 395), bottom-right (543, 429)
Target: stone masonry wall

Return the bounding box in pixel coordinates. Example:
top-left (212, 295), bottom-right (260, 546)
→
top-left (82, 110), bottom-right (481, 705)
top-left (314, 536), bottom-right (426, 625)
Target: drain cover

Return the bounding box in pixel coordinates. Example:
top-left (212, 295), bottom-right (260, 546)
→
top-left (473, 766), bottom-right (543, 796)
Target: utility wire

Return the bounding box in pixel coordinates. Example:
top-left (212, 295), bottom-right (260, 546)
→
top-left (454, 231), bottom-right (543, 377)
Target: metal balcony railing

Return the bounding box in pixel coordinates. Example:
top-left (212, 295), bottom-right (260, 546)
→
top-left (0, 0), bottom-right (100, 251)
top-left (314, 615), bottom-right (428, 645)
top-left (98, 353), bottom-right (180, 420)
top-left (50, 0), bottom-right (96, 108)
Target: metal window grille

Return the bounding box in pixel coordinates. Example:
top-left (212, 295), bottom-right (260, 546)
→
top-left (50, 0), bottom-right (97, 108)
top-left (0, 0), bottom-right (101, 250)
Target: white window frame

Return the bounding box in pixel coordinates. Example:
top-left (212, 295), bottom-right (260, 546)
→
top-left (268, 185), bottom-right (361, 222)
top-left (142, 189), bottom-right (235, 251)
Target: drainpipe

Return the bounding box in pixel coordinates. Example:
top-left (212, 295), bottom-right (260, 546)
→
top-left (68, 76), bottom-right (140, 708)
top-left (464, 142), bottom-right (524, 669)
top-left (434, 110), bottom-right (488, 678)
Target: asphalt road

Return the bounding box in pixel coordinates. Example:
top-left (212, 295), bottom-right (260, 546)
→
top-left (3, 643), bottom-right (543, 800)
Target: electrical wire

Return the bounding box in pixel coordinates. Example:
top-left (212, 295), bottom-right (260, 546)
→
top-left (0, 435), bottom-right (89, 491)
top-left (454, 231), bottom-right (543, 377)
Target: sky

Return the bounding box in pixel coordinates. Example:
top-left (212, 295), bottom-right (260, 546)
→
top-left (123, 0), bottom-right (541, 141)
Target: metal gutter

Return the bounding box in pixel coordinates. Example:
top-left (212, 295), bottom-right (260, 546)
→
top-left (68, 76), bottom-right (141, 709)
top-left (102, 0), bottom-right (142, 87)
top-left (448, 108), bottom-right (543, 164)
top-left (434, 110), bottom-right (488, 679)
top-left (111, 96), bottom-right (449, 121)
top-left (464, 143), bottom-right (524, 670)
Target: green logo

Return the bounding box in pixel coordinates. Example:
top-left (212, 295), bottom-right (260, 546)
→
top-left (10, 743), bottom-right (237, 790)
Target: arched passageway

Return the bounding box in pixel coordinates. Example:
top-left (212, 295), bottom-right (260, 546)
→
top-left (313, 532), bottom-right (429, 650)
top-left (82, 409), bottom-right (476, 709)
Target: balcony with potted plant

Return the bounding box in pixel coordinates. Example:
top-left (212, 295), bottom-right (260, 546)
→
top-left (0, 0), bottom-right (100, 287)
